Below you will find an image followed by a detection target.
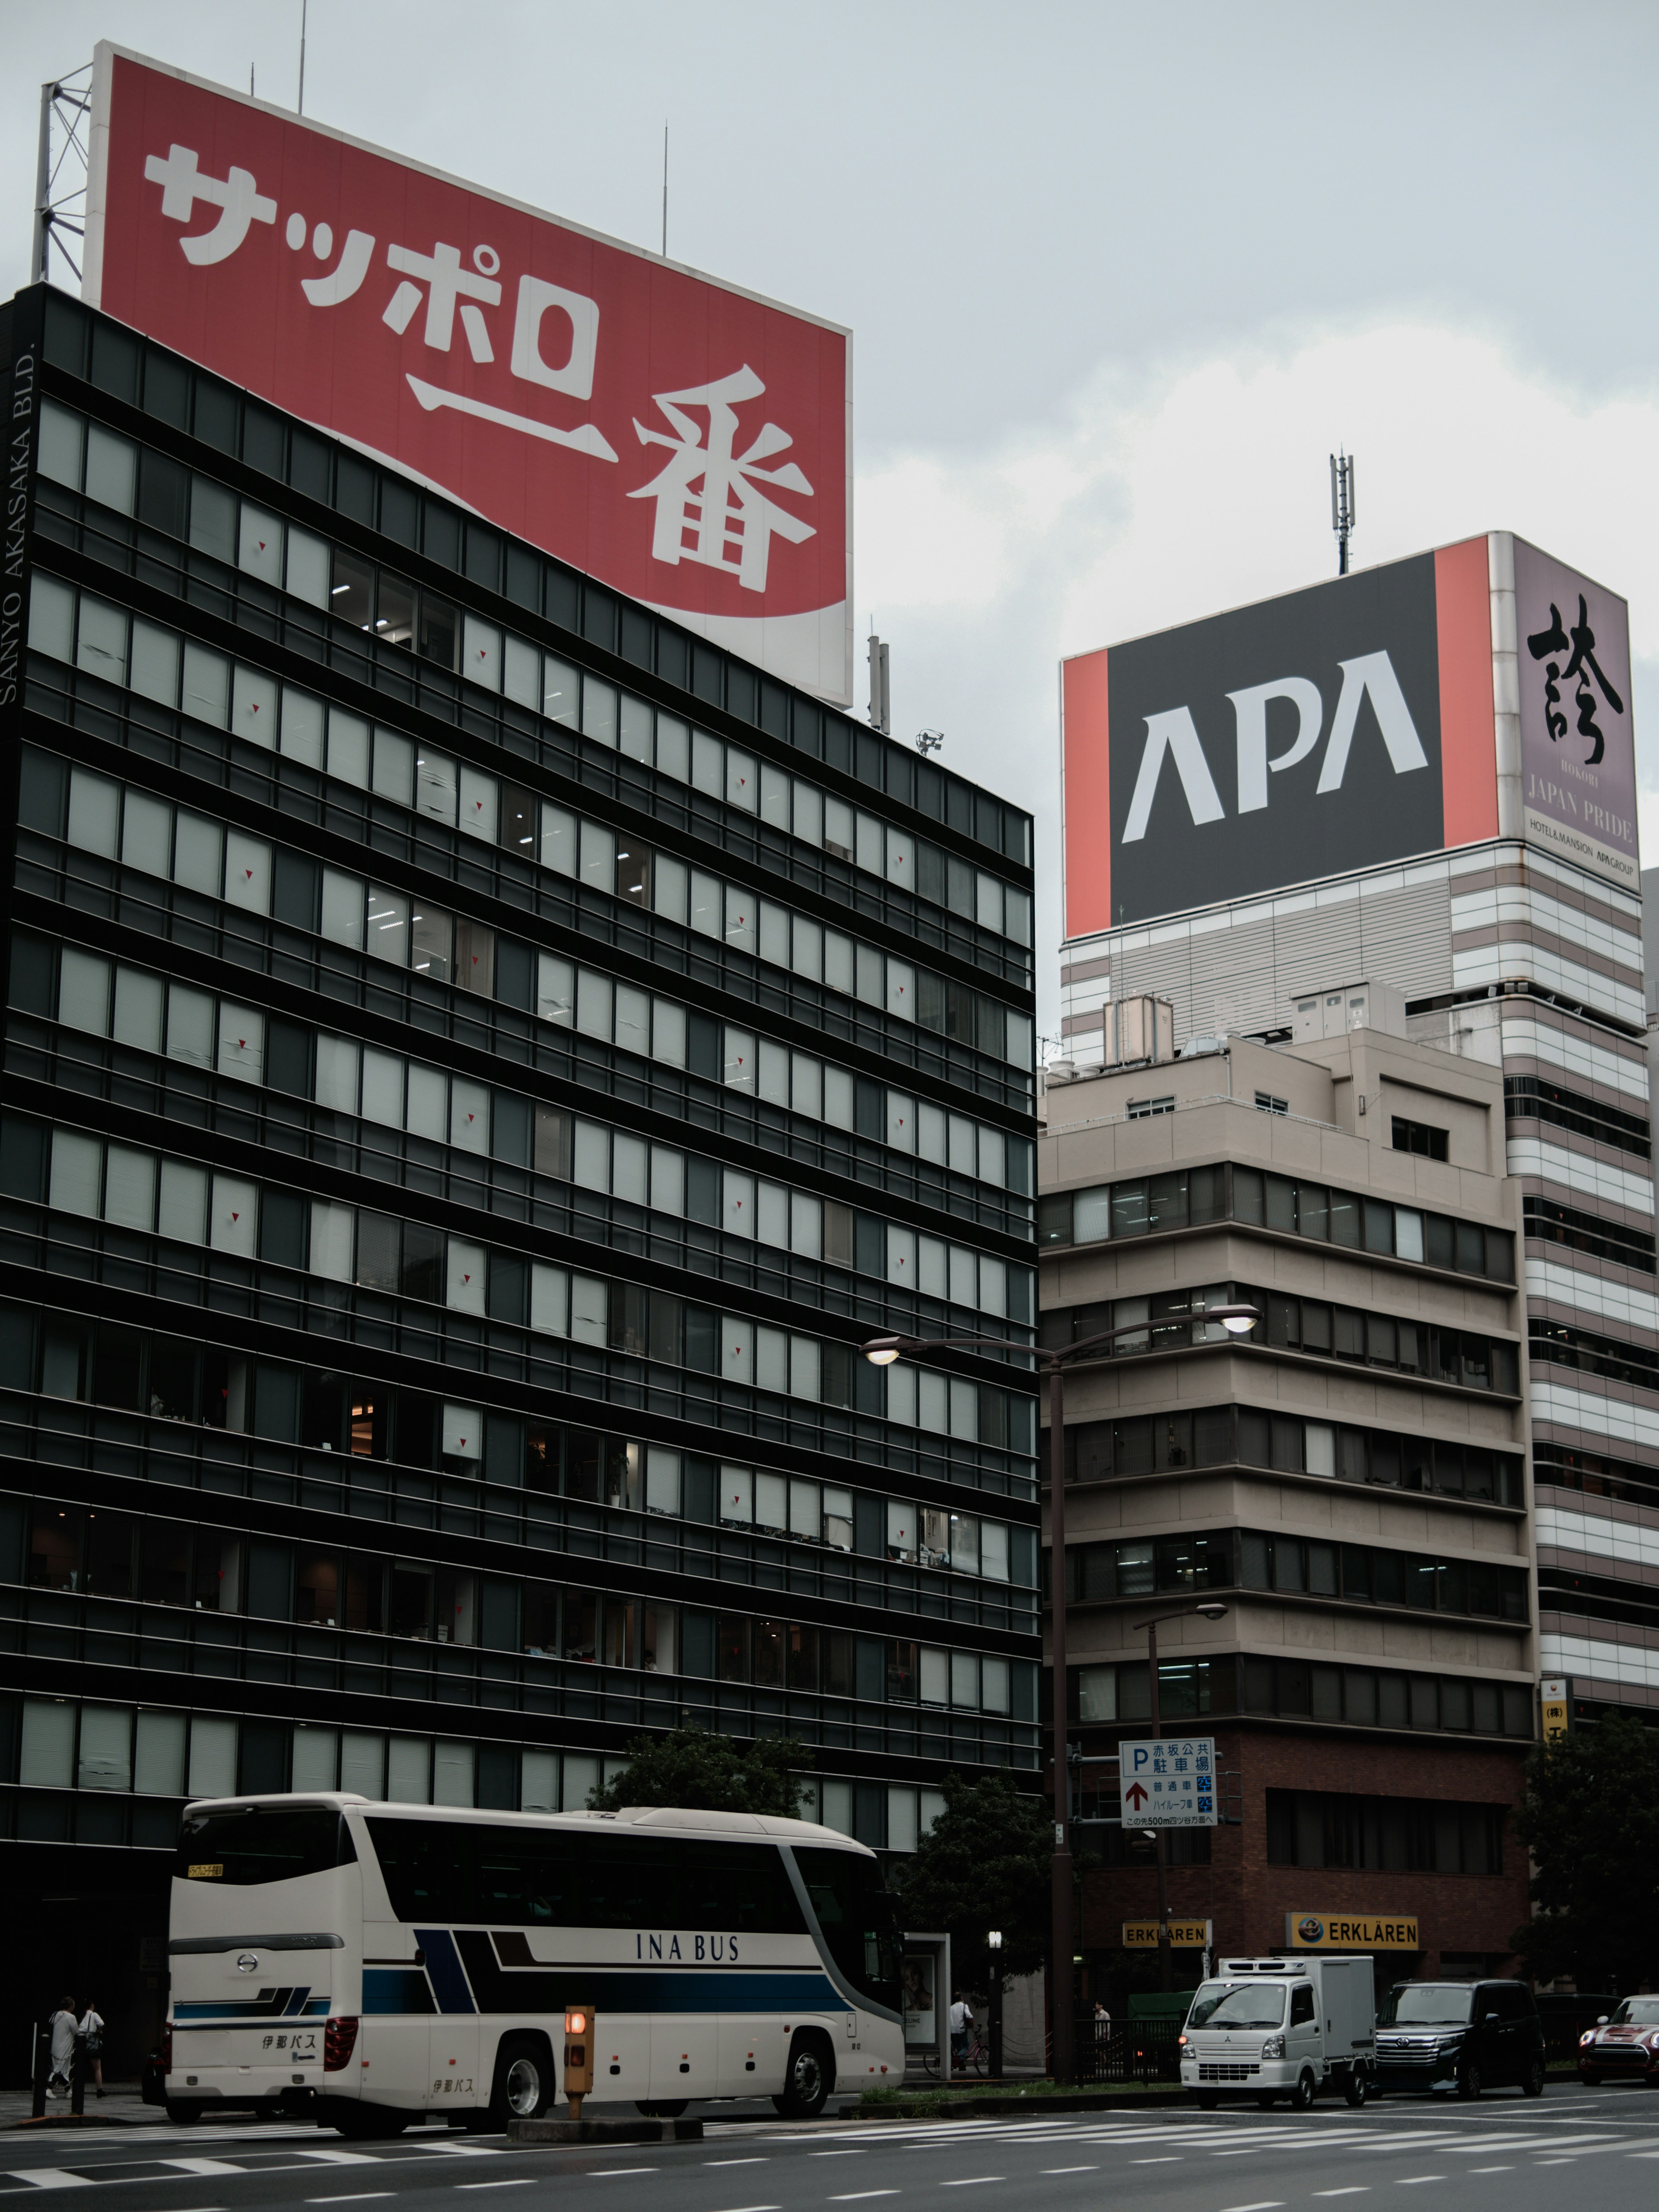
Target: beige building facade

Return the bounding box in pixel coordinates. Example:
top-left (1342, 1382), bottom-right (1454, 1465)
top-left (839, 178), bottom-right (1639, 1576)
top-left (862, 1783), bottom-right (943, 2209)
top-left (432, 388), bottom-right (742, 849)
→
top-left (1041, 1020), bottom-right (1534, 1977)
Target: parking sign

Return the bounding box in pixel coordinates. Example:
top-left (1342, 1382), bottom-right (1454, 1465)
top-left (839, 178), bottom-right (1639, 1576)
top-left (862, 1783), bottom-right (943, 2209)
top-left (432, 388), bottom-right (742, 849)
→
top-left (1118, 1737), bottom-right (1217, 1829)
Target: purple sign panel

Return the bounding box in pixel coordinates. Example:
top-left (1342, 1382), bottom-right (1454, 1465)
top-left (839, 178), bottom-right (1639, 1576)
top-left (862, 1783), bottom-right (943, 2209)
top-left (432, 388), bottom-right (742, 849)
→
top-left (1514, 536), bottom-right (1638, 892)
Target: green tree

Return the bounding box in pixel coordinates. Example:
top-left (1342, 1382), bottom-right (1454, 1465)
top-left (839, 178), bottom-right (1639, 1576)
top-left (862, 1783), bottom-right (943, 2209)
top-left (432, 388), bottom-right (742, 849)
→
top-left (1509, 1712), bottom-right (1659, 1991)
top-left (586, 1723), bottom-right (807, 1817)
top-left (894, 1771), bottom-right (1052, 1984)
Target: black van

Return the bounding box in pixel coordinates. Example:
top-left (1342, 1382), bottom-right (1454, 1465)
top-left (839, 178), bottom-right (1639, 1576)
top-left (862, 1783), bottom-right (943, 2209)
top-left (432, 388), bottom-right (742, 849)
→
top-left (1374, 1980), bottom-right (1546, 2098)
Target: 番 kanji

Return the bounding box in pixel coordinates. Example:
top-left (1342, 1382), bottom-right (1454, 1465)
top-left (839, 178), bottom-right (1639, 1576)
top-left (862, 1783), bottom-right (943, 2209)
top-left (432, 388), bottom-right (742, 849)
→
top-left (630, 365), bottom-right (815, 593)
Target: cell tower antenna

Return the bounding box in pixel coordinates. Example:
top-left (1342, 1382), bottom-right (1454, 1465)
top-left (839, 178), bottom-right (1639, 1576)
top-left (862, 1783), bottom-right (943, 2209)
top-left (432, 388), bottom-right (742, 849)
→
top-left (661, 124), bottom-right (668, 257)
top-left (867, 625), bottom-right (890, 736)
top-left (298, 0), bottom-right (308, 114)
top-left (1330, 449), bottom-right (1357, 576)
top-left (32, 64), bottom-right (93, 289)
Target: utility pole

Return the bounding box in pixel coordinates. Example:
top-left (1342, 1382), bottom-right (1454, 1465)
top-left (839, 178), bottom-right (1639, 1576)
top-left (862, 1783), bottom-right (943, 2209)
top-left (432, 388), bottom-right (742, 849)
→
top-left (1330, 450), bottom-right (1356, 575)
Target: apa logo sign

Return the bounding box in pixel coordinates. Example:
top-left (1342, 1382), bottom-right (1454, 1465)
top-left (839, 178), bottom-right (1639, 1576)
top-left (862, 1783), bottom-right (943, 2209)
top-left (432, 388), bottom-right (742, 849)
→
top-left (1104, 553), bottom-right (1445, 923)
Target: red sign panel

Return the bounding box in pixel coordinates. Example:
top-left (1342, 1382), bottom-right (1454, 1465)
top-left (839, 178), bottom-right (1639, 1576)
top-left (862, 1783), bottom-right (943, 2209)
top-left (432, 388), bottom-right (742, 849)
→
top-left (85, 44), bottom-right (852, 700)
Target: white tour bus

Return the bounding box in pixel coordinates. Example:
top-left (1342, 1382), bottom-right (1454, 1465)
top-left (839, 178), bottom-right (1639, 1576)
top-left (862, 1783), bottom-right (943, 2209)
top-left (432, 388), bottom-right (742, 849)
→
top-left (165, 1793), bottom-right (906, 2134)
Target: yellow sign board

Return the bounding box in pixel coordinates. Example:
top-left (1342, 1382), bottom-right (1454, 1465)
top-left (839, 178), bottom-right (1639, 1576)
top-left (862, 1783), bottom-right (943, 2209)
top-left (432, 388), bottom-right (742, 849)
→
top-left (1122, 1920), bottom-right (1212, 1950)
top-left (1540, 1678), bottom-right (1571, 1745)
top-left (1284, 1913), bottom-right (1418, 1950)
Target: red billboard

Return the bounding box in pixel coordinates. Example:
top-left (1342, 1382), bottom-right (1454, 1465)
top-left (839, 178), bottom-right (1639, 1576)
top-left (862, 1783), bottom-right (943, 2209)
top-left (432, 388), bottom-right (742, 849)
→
top-left (83, 44), bottom-right (852, 701)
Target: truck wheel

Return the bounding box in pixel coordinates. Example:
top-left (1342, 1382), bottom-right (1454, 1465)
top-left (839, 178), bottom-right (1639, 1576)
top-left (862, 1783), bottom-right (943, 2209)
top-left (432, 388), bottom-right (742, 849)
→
top-left (1344, 2068), bottom-right (1368, 2107)
top-left (1255, 2092), bottom-right (1278, 2110)
top-left (1289, 2069), bottom-right (1316, 2111)
top-left (1193, 2093), bottom-right (1219, 2111)
top-left (164, 2101), bottom-right (203, 2125)
top-left (773, 2032), bottom-right (833, 2120)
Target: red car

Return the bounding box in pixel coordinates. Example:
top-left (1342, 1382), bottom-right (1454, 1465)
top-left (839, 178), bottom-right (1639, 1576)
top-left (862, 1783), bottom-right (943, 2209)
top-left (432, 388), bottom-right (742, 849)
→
top-left (1579, 1997), bottom-right (1659, 2084)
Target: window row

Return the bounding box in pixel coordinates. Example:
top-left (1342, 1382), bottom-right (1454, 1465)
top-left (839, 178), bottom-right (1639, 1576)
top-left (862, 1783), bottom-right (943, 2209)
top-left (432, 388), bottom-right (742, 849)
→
top-left (1073, 1653), bottom-right (1534, 1738)
top-left (34, 391), bottom-right (1030, 897)
top-left (1037, 1159), bottom-right (1516, 1284)
top-left (1504, 1075), bottom-right (1651, 1162)
top-left (1530, 1315), bottom-right (1659, 1395)
top-left (1062, 1402), bottom-right (1525, 1507)
top-left (1062, 1525), bottom-right (1526, 1621)
top-left (46, 941), bottom-right (1032, 1319)
top-left (5, 1684), bottom-right (950, 1851)
top-left (16, 1498), bottom-right (1027, 1715)
top-left (1524, 1195), bottom-right (1656, 1276)
top-left (1264, 1788), bottom-right (1506, 1875)
top-left (29, 753), bottom-right (1033, 1190)
top-left (3, 1318), bottom-right (1036, 1589)
top-left (32, 581), bottom-right (1034, 1054)
top-left (1040, 1279), bottom-right (1521, 1394)
top-left (23, 1122), bottom-right (1039, 1453)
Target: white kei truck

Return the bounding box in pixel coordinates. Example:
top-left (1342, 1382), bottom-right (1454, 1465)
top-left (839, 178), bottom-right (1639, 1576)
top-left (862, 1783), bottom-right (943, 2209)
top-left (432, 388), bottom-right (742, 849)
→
top-left (1179, 1955), bottom-right (1376, 2109)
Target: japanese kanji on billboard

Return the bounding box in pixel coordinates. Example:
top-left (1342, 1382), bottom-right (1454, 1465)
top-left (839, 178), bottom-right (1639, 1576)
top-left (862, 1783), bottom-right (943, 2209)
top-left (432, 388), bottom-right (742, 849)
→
top-left (83, 44), bottom-right (852, 702)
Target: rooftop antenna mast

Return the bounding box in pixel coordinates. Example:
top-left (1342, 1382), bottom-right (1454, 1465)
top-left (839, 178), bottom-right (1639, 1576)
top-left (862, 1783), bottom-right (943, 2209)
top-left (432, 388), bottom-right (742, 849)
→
top-left (298, 0), bottom-right (308, 114)
top-left (661, 124), bottom-right (668, 257)
top-left (32, 66), bottom-right (93, 289)
top-left (1330, 449), bottom-right (1356, 576)
top-left (867, 623), bottom-right (890, 736)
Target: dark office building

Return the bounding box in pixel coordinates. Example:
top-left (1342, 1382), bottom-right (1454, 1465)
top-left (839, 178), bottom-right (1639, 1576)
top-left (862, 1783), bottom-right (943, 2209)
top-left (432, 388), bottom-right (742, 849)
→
top-left (0, 284), bottom-right (1039, 2070)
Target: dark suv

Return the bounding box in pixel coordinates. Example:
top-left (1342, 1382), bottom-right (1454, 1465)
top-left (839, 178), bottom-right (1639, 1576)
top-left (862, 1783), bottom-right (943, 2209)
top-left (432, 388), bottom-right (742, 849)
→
top-left (1374, 1980), bottom-right (1545, 2099)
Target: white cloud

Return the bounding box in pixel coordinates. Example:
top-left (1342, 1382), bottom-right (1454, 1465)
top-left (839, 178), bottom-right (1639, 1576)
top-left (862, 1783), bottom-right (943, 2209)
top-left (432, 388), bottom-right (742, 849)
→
top-left (855, 318), bottom-right (1659, 1034)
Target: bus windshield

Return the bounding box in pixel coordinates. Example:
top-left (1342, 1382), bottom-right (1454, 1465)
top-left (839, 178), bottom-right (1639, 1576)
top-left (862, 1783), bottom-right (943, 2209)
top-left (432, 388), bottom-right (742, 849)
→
top-left (792, 1845), bottom-right (903, 2015)
top-left (1379, 1985), bottom-right (1472, 2027)
top-left (177, 1806), bottom-right (356, 1888)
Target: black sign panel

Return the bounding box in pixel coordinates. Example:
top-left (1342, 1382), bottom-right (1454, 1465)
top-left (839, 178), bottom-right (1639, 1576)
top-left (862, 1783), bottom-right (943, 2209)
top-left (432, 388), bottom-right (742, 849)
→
top-left (1106, 554), bottom-right (1444, 925)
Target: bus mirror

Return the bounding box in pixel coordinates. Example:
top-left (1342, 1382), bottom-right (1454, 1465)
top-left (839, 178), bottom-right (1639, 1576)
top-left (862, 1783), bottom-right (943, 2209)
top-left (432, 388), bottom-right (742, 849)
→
top-left (564, 2003), bottom-right (596, 2117)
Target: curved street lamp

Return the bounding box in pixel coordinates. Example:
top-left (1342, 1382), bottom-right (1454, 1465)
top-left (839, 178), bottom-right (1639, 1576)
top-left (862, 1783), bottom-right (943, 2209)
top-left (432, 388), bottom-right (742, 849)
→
top-left (864, 1300), bottom-right (1260, 2083)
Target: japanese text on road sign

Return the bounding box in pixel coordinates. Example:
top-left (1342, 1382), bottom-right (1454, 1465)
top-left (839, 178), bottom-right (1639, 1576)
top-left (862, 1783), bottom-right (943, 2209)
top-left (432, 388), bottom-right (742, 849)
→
top-left (1118, 1737), bottom-right (1217, 1829)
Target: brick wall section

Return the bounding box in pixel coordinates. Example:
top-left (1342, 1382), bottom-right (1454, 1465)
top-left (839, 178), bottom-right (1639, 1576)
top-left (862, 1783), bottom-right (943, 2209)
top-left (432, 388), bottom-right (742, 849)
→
top-left (1079, 1724), bottom-right (1530, 1971)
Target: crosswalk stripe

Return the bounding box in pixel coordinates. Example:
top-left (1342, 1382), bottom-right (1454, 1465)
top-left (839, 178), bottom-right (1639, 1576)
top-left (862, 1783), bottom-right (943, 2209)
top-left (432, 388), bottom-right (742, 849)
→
top-left (159, 2161), bottom-right (248, 2178)
top-left (3, 2178), bottom-right (89, 2194)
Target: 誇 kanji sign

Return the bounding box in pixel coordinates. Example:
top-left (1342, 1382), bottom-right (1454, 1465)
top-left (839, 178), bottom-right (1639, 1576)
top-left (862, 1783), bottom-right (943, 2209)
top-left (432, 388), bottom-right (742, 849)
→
top-left (1117, 1737), bottom-right (1217, 1829)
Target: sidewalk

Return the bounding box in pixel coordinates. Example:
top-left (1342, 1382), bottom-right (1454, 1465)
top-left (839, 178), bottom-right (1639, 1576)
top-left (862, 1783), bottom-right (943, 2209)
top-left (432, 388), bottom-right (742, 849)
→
top-left (0, 2083), bottom-right (167, 2129)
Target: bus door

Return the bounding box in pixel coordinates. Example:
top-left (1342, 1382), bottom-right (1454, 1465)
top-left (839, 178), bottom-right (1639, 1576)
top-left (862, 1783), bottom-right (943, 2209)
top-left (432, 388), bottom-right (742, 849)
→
top-left (418, 1928), bottom-right (483, 2111)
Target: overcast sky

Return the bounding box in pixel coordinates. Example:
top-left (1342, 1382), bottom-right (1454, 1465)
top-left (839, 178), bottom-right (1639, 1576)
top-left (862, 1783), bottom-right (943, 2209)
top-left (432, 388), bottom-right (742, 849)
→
top-left (6, 0), bottom-right (1659, 1038)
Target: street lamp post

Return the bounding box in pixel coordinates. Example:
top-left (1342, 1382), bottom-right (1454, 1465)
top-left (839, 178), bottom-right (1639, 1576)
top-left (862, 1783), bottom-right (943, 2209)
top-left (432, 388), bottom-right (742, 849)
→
top-left (1131, 1602), bottom-right (1229, 1991)
top-left (864, 1300), bottom-right (1258, 2085)
top-left (987, 1928), bottom-right (1004, 2080)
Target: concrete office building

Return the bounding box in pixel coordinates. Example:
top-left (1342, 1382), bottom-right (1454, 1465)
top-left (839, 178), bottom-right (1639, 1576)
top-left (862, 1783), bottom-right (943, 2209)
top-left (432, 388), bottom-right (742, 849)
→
top-left (1040, 1016), bottom-right (1534, 1980)
top-left (0, 284), bottom-right (1039, 2068)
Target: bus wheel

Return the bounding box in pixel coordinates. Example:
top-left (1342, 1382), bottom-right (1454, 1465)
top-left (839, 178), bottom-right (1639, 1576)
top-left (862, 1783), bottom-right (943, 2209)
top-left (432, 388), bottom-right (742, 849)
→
top-left (489, 2037), bottom-right (554, 2126)
top-left (773, 2033), bottom-right (833, 2121)
top-left (636, 2101), bottom-right (689, 2118)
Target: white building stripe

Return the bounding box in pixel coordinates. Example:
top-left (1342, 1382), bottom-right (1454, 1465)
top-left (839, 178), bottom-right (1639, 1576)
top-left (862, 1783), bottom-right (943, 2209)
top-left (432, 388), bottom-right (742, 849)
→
top-left (1536, 1505), bottom-right (1659, 1570)
top-left (1526, 1258), bottom-right (1659, 1334)
top-left (1539, 1633), bottom-right (1659, 1691)
top-left (1532, 1379), bottom-right (1659, 1452)
top-left (1506, 1138), bottom-right (1655, 1215)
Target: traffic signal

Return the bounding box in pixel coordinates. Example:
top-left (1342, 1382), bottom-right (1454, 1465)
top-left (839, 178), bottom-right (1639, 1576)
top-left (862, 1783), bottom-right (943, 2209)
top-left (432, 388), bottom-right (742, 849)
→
top-left (564, 2005), bottom-right (595, 2117)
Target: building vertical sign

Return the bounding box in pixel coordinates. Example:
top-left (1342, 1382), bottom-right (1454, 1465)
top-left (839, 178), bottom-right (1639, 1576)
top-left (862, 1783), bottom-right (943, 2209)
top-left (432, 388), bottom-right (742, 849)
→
top-left (1513, 541), bottom-right (1637, 892)
top-left (82, 43), bottom-right (852, 702)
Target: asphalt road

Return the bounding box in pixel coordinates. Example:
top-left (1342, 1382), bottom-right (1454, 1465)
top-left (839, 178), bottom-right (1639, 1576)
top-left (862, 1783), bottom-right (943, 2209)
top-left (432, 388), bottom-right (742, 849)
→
top-left (4, 2086), bottom-right (1659, 2212)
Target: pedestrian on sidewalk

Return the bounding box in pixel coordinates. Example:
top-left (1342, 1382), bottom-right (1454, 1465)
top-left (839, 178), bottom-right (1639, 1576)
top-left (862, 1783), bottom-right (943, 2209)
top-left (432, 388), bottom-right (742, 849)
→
top-left (46, 1997), bottom-right (77, 2098)
top-left (77, 2001), bottom-right (106, 2098)
top-left (948, 1992), bottom-right (970, 2072)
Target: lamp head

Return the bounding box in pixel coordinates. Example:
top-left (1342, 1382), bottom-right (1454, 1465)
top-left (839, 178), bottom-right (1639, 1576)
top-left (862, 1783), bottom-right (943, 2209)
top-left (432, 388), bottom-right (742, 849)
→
top-left (1221, 1313), bottom-right (1255, 1335)
top-left (987, 1929), bottom-right (1003, 1950)
top-left (864, 1343), bottom-right (901, 1367)
top-left (1195, 1601), bottom-right (1228, 1621)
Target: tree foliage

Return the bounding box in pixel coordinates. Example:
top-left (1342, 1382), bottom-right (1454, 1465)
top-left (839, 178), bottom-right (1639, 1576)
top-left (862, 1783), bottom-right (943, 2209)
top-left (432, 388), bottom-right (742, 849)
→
top-left (586, 1723), bottom-right (807, 1818)
top-left (1509, 1713), bottom-right (1659, 1991)
top-left (894, 1771), bottom-right (1053, 1984)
